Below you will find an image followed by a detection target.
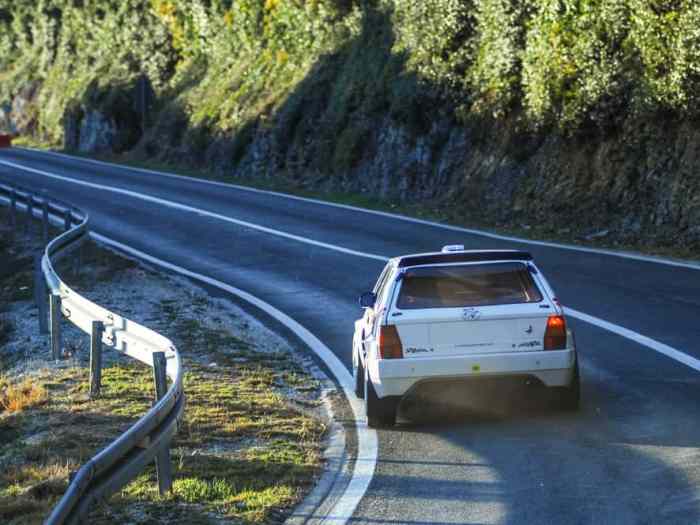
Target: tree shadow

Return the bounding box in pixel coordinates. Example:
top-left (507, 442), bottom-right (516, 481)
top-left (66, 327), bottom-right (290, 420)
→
top-left (226, 3), bottom-right (451, 201)
top-left (358, 366), bottom-right (700, 524)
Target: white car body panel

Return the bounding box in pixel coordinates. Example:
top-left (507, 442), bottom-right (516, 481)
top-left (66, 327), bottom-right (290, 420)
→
top-left (353, 251), bottom-right (578, 401)
top-left (367, 334), bottom-right (576, 398)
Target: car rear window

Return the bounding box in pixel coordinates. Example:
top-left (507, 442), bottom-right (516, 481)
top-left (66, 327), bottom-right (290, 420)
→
top-left (396, 262), bottom-right (543, 309)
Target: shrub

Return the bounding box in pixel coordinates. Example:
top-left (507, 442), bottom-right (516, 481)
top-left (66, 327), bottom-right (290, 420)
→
top-left (0, 377), bottom-right (46, 413)
top-left (469, 0), bottom-right (532, 119)
top-left (2, 0), bottom-right (700, 148)
top-left (522, 0), bottom-right (629, 129)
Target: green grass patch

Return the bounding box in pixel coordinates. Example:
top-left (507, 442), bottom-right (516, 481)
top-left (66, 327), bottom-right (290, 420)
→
top-left (0, 226), bottom-right (325, 524)
top-left (0, 345), bottom-right (324, 524)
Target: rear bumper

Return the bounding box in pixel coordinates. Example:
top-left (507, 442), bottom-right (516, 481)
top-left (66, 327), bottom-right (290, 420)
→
top-left (369, 349), bottom-right (576, 398)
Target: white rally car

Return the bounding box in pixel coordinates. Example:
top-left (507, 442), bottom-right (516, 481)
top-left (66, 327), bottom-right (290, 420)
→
top-left (352, 246), bottom-right (580, 427)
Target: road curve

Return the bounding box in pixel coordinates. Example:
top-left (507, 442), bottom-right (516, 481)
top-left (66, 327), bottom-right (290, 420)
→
top-left (2, 148), bottom-right (700, 524)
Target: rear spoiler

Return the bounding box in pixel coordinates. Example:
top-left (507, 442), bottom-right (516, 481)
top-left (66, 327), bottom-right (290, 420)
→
top-left (397, 250), bottom-right (533, 268)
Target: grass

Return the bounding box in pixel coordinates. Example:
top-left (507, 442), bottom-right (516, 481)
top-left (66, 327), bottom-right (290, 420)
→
top-left (0, 378), bottom-right (47, 413)
top-left (0, 262), bottom-right (33, 303)
top-left (0, 366), bottom-right (140, 524)
top-left (0, 322), bottom-right (324, 525)
top-left (0, 317), bottom-right (14, 347)
top-left (0, 218), bottom-right (326, 524)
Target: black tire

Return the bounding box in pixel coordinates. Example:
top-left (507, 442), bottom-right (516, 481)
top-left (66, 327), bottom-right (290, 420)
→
top-left (364, 371), bottom-right (399, 428)
top-left (554, 359), bottom-right (580, 411)
top-left (354, 354), bottom-right (365, 399)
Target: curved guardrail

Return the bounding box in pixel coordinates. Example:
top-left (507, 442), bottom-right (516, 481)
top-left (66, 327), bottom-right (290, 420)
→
top-left (0, 181), bottom-right (185, 524)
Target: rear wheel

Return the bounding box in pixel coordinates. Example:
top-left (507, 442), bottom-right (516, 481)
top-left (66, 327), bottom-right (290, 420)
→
top-left (553, 359), bottom-right (580, 411)
top-left (364, 371), bottom-right (399, 428)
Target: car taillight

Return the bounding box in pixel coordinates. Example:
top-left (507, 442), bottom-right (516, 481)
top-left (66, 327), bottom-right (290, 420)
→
top-left (379, 325), bottom-right (403, 359)
top-left (544, 315), bottom-right (567, 350)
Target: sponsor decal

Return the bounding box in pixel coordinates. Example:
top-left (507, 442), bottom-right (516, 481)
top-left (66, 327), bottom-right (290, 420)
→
top-left (462, 307), bottom-right (481, 321)
top-left (405, 347), bottom-right (435, 354)
top-left (517, 340), bottom-right (541, 348)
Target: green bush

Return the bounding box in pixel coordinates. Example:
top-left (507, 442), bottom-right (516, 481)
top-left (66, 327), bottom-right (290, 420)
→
top-left (469, 0), bottom-right (531, 118)
top-left (521, 0), bottom-right (630, 129)
top-left (2, 0), bottom-right (700, 147)
top-left (626, 0), bottom-right (700, 113)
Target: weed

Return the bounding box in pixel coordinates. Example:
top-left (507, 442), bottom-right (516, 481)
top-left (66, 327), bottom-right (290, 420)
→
top-left (0, 210), bottom-right (325, 524)
top-left (0, 377), bottom-right (47, 413)
top-left (0, 330), bottom-right (323, 524)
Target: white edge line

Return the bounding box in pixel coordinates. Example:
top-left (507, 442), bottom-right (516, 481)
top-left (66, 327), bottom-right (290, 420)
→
top-left (564, 307), bottom-right (700, 373)
top-left (3, 163), bottom-right (700, 377)
top-left (5, 159), bottom-right (700, 517)
top-left (0, 158), bottom-right (387, 262)
top-left (0, 194), bottom-right (378, 524)
top-left (17, 146), bottom-right (700, 272)
top-left (91, 233), bottom-right (378, 524)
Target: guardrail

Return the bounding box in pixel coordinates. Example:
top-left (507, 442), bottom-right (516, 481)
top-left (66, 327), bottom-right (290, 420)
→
top-left (0, 181), bottom-right (185, 524)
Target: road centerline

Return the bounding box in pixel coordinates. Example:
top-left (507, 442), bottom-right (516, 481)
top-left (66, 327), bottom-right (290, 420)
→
top-left (3, 157), bottom-right (699, 376)
top-left (0, 159), bottom-right (388, 262)
top-left (0, 192), bottom-right (378, 524)
top-left (18, 147), bottom-right (700, 272)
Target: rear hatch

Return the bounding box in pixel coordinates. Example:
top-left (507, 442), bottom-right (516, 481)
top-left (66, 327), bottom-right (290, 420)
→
top-left (389, 262), bottom-right (552, 357)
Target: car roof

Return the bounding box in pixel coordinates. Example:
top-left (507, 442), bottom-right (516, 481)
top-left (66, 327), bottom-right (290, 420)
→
top-left (393, 249), bottom-right (533, 268)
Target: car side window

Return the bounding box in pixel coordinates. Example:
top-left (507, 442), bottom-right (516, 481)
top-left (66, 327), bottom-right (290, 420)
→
top-left (373, 264), bottom-right (391, 296)
top-left (375, 265), bottom-right (395, 306)
top-left (370, 266), bottom-right (395, 336)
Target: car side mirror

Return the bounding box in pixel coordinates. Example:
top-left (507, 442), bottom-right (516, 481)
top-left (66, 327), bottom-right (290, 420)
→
top-left (359, 291), bottom-right (376, 309)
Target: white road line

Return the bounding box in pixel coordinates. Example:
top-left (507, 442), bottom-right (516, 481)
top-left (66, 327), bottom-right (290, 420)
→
top-left (17, 147), bottom-right (700, 272)
top-left (564, 307), bottom-right (700, 373)
top-left (3, 160), bottom-right (700, 521)
top-left (3, 159), bottom-right (700, 376)
top-left (91, 234), bottom-right (378, 524)
top-left (0, 159), bottom-right (386, 262)
top-left (0, 191), bottom-right (377, 525)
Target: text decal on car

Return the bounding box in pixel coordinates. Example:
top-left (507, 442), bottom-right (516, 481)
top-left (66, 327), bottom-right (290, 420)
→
top-left (405, 347), bottom-right (435, 354)
top-left (514, 340), bottom-right (541, 348)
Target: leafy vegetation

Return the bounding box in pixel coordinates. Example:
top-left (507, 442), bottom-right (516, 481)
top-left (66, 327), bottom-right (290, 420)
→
top-left (2, 0), bottom-right (700, 146)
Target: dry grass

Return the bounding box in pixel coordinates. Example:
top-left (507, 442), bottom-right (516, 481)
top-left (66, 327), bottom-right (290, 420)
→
top-left (0, 356), bottom-right (324, 524)
top-left (0, 377), bottom-right (47, 413)
top-left (0, 222), bottom-right (326, 524)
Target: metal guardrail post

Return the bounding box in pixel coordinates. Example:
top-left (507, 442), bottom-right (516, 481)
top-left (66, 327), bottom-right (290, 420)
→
top-left (26, 194), bottom-right (33, 234)
top-left (90, 321), bottom-right (104, 398)
top-left (50, 294), bottom-right (62, 360)
top-left (1, 181), bottom-right (185, 521)
top-left (42, 198), bottom-right (49, 244)
top-left (34, 253), bottom-right (49, 334)
top-left (152, 351), bottom-right (173, 495)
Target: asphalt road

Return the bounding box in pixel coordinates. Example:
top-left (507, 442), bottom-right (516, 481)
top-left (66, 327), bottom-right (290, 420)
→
top-left (2, 147), bottom-right (700, 524)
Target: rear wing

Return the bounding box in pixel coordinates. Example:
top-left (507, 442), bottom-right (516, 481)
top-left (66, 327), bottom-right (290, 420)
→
top-left (397, 250), bottom-right (533, 268)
